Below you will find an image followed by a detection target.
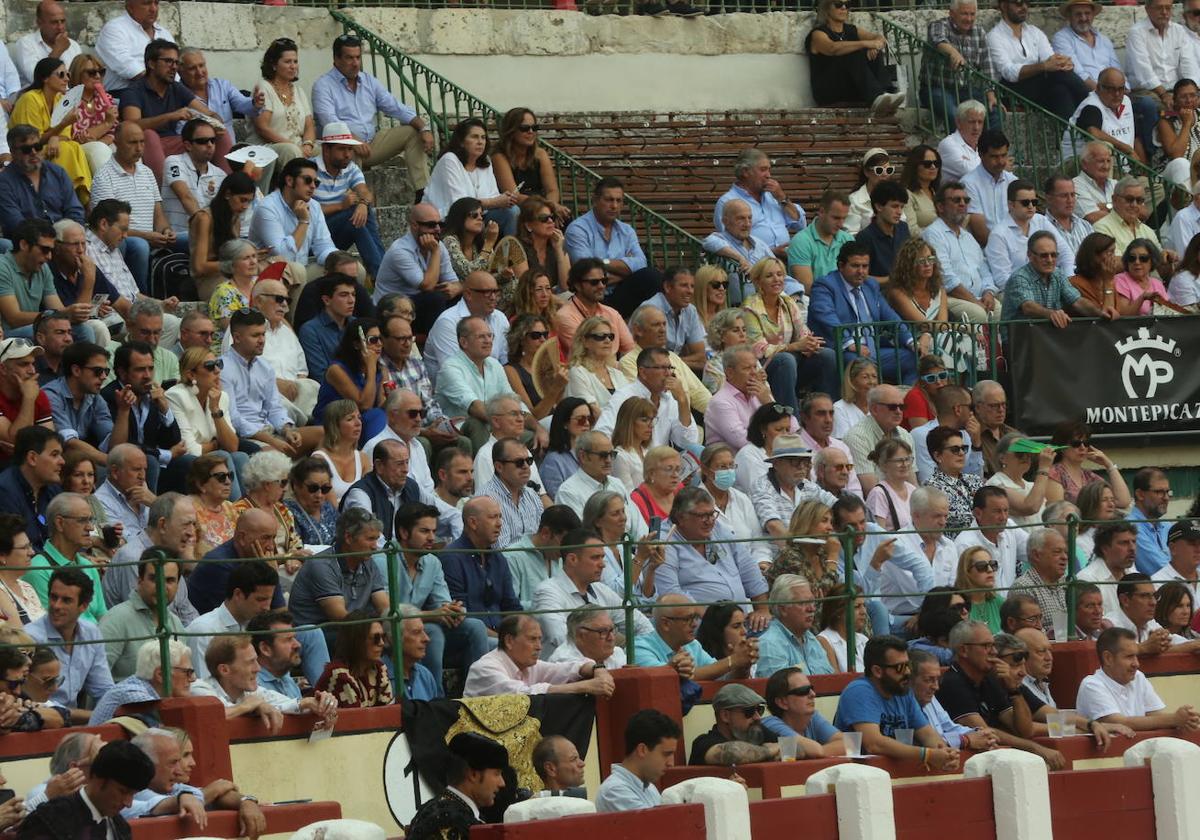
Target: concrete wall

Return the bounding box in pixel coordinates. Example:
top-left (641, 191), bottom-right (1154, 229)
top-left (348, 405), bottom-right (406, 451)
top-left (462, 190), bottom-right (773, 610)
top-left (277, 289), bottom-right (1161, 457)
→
top-left (0, 1), bottom-right (1155, 115)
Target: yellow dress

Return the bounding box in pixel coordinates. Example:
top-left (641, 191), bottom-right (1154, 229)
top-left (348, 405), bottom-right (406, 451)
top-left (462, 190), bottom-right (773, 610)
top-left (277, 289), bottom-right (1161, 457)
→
top-left (12, 89), bottom-right (92, 197)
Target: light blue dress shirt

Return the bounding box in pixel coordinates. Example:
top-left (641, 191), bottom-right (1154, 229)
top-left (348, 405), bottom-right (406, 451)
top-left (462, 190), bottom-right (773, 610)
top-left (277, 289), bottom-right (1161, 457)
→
top-left (249, 190), bottom-right (336, 266)
top-left (434, 350), bottom-right (510, 418)
top-left (1130, 509), bottom-right (1172, 575)
top-left (714, 184), bottom-right (806, 250)
top-left (564, 211), bottom-right (647, 272)
top-left (26, 615), bottom-right (114, 708)
top-left (123, 782), bottom-right (206, 819)
top-left (202, 77), bottom-right (254, 138)
top-left (633, 631), bottom-right (716, 668)
top-left (921, 217), bottom-right (996, 297)
top-left (94, 480), bottom-right (150, 537)
top-left (962, 165), bottom-right (1017, 234)
top-left (311, 67), bottom-right (418, 140)
top-left (44, 377), bottom-right (114, 450)
top-left (1050, 26), bottom-right (1119, 86)
top-left (657, 522), bottom-right (769, 607)
top-left (384, 551), bottom-right (453, 611)
top-left (375, 231), bottom-right (456, 300)
top-left (646, 292), bottom-right (706, 354)
top-left (258, 668), bottom-right (303, 700)
top-left (89, 674), bottom-right (159, 725)
top-left (756, 620), bottom-right (834, 677)
top-left (921, 696), bottom-right (976, 748)
top-left (219, 348), bottom-right (288, 437)
top-left (596, 763), bottom-right (663, 813)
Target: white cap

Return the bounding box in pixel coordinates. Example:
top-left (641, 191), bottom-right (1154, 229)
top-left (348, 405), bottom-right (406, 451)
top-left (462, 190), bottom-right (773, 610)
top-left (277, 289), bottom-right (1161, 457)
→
top-left (226, 145), bottom-right (279, 167)
top-left (0, 337), bottom-right (44, 361)
top-left (318, 121), bottom-right (362, 146)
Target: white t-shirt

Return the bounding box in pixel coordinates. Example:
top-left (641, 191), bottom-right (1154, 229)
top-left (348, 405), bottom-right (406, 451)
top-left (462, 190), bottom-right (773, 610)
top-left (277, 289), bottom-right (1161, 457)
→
top-left (1075, 667), bottom-right (1165, 721)
top-left (161, 153), bottom-right (225, 231)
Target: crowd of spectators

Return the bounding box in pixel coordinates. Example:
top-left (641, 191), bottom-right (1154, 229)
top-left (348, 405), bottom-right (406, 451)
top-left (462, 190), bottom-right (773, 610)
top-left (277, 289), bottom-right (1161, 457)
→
top-left (0, 0), bottom-right (1196, 834)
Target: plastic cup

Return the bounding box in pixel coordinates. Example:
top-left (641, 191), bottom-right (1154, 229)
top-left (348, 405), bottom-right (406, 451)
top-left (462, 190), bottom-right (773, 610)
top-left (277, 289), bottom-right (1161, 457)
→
top-left (779, 735), bottom-right (798, 762)
top-left (1060, 710), bottom-right (1077, 736)
top-left (1051, 613), bottom-right (1067, 642)
top-left (844, 731), bottom-right (863, 757)
top-left (894, 728), bottom-right (914, 746)
top-left (1046, 712), bottom-right (1063, 738)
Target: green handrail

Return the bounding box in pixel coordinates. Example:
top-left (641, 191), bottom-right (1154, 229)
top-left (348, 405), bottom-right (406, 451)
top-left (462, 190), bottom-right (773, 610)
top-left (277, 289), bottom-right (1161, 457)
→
top-left (330, 9), bottom-right (707, 269)
top-left (877, 15), bottom-right (1179, 213)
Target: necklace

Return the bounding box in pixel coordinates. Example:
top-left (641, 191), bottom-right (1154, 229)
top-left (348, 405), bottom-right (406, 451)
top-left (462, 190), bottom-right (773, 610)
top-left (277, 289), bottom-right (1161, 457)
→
top-left (271, 79), bottom-right (295, 105)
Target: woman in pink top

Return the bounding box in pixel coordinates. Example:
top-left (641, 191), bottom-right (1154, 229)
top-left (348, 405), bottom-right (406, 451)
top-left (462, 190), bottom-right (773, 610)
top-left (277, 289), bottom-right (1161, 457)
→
top-left (68, 54), bottom-right (117, 175)
top-left (1113, 238), bottom-right (1168, 316)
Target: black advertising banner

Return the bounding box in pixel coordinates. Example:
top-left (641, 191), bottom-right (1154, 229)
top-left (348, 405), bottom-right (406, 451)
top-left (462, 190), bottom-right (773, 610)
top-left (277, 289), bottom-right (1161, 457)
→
top-left (1009, 316), bottom-right (1200, 436)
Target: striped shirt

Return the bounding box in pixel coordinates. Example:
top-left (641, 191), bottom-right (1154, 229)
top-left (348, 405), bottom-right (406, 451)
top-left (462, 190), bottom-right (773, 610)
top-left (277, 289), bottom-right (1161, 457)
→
top-left (89, 157), bottom-right (159, 232)
top-left (161, 153), bottom-right (225, 231)
top-left (483, 474), bottom-right (543, 549)
top-left (85, 227), bottom-right (139, 300)
top-left (311, 155), bottom-right (364, 204)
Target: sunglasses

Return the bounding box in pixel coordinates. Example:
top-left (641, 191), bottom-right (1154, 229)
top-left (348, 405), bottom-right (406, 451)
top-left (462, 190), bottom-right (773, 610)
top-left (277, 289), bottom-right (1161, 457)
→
top-left (878, 402), bottom-right (905, 411)
top-left (881, 661), bottom-right (911, 674)
top-left (1069, 438), bottom-right (1090, 448)
top-left (915, 256), bottom-right (938, 267)
top-left (785, 685), bottom-right (815, 697)
top-left (527, 330), bottom-right (549, 340)
top-left (585, 332), bottom-right (616, 342)
top-left (1015, 198), bottom-right (1038, 208)
top-left (364, 335), bottom-right (383, 345)
top-left (189, 136), bottom-right (217, 145)
top-left (15, 143), bottom-right (45, 155)
top-left (942, 444), bottom-right (969, 455)
top-left (263, 294), bottom-right (290, 305)
top-left (710, 281), bottom-right (729, 290)
top-left (770, 404), bottom-right (796, 416)
top-left (870, 165), bottom-right (896, 176)
top-left (586, 449), bottom-right (617, 460)
top-left (84, 68), bottom-right (103, 78)
top-left (497, 457), bottom-right (536, 467)
top-left (920, 370), bottom-right (950, 383)
top-left (84, 365), bottom-right (111, 378)
top-left (533, 214), bottom-right (554, 223)
top-left (1127, 253), bottom-right (1153, 263)
top-left (1000, 651), bottom-right (1029, 663)
top-left (971, 560), bottom-right (1000, 572)
top-left (737, 705), bottom-right (767, 718)
top-left (1118, 195), bottom-right (1146, 205)
top-left (572, 414), bottom-right (592, 425)
top-left (918, 159), bottom-right (940, 168)
top-left (832, 1), bottom-right (850, 7)
top-left (208, 471), bottom-right (233, 483)
top-left (304, 482), bottom-right (334, 494)
top-left (404, 408), bottom-right (429, 420)
top-left (467, 287), bottom-right (501, 297)
top-left (1032, 251), bottom-right (1058, 259)
top-left (581, 276), bottom-right (609, 286)
top-left (201, 359), bottom-right (224, 372)
top-left (518, 123), bottom-right (541, 132)
top-left (369, 633), bottom-right (387, 644)
top-left (415, 220), bottom-right (443, 229)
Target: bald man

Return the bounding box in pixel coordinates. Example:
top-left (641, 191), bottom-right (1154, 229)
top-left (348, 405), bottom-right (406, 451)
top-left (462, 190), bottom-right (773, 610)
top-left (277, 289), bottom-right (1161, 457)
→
top-left (375, 203), bottom-right (459, 335)
top-left (13, 0), bottom-right (81, 87)
top-left (441, 497), bottom-right (522, 639)
top-left (186, 509), bottom-right (286, 616)
top-left (634, 594), bottom-right (735, 682)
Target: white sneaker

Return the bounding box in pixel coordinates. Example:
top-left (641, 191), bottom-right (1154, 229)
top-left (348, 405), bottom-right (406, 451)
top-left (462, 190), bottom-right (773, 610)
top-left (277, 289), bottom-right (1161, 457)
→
top-left (870, 91), bottom-right (905, 117)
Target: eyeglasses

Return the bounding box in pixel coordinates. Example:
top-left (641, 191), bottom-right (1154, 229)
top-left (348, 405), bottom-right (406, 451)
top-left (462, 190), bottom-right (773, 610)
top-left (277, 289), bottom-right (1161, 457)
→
top-left (687, 510), bottom-right (719, 522)
top-left (887, 457), bottom-right (914, 466)
top-left (663, 613), bottom-right (702, 624)
top-left (831, 0), bottom-right (849, 6)
top-left (172, 667), bottom-right (196, 680)
top-left (1000, 651), bottom-right (1029, 663)
top-left (579, 625), bottom-right (616, 638)
top-left (1127, 253), bottom-right (1153, 263)
top-left (918, 159), bottom-right (940, 168)
top-left (1069, 438), bottom-right (1090, 448)
top-left (14, 143), bottom-right (44, 155)
top-left (527, 330), bottom-right (549, 340)
top-left (497, 457), bottom-right (535, 467)
top-left (769, 404), bottom-right (796, 416)
top-left (518, 123), bottom-right (541, 133)
top-left (208, 471), bottom-right (234, 483)
top-left (870, 165), bottom-right (896, 176)
top-left (915, 256), bottom-right (939, 267)
top-left (404, 408), bottom-right (429, 420)
top-left (585, 332), bottom-right (616, 342)
top-left (467, 287), bottom-right (501, 297)
top-left (880, 661), bottom-right (911, 674)
top-left (1118, 194), bottom-right (1146, 205)
top-left (581, 276), bottom-right (609, 286)
top-left (37, 673), bottom-right (65, 689)
top-left (201, 359), bottom-right (224, 372)
top-left (466, 210), bottom-right (484, 220)
top-left (1032, 251), bottom-right (1058, 259)
top-left (263, 294), bottom-right (290, 305)
top-left (189, 136), bottom-right (217, 145)
top-left (710, 281), bottom-right (729, 290)
top-left (415, 220), bottom-right (443, 229)
top-left (970, 561), bottom-right (1000, 572)
top-left (738, 705), bottom-right (767, 718)
top-left (877, 402), bottom-right (905, 411)
top-left (364, 335), bottom-right (383, 345)
top-left (83, 365), bottom-right (110, 378)
top-left (785, 685), bottom-right (815, 697)
top-left (585, 449), bottom-right (616, 460)
top-left (942, 444), bottom-right (969, 455)
top-left (334, 34), bottom-right (363, 48)
top-left (304, 482), bottom-right (333, 494)
top-left (920, 371), bottom-right (950, 383)
top-left (155, 57), bottom-right (179, 66)
top-left (963, 641), bottom-right (998, 650)
top-left (1016, 198), bottom-right (1038, 208)
top-left (60, 514), bottom-right (96, 525)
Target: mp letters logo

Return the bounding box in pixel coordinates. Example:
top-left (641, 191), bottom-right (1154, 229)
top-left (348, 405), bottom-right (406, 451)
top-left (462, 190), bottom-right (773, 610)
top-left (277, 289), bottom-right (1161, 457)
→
top-left (1114, 327), bottom-right (1179, 400)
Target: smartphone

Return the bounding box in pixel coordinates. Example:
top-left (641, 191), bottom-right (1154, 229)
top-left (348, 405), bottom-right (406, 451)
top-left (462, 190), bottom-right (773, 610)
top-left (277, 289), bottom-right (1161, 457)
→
top-left (357, 325), bottom-right (367, 346)
top-left (648, 516), bottom-right (662, 536)
top-left (102, 525), bottom-right (120, 550)
top-left (90, 293), bottom-right (108, 317)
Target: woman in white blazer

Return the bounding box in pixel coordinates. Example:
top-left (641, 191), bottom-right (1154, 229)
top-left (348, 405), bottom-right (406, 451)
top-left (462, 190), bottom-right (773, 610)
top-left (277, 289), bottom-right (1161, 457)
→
top-left (166, 347), bottom-right (250, 499)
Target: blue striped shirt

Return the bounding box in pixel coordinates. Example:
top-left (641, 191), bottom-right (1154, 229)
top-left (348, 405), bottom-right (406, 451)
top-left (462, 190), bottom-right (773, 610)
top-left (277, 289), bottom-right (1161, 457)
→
top-left (311, 155), bottom-right (365, 204)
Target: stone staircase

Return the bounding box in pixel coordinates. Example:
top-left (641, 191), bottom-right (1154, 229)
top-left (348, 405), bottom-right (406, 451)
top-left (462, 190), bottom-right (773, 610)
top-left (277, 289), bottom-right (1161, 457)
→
top-left (366, 161), bottom-right (417, 246)
top-left (538, 109), bottom-right (913, 239)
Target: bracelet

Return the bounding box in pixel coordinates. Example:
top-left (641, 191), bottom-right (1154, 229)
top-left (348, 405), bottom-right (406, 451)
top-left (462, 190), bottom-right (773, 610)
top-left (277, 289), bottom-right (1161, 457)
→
top-left (1037, 470), bottom-right (1050, 476)
top-left (726, 656), bottom-right (733, 671)
top-left (918, 747), bottom-right (927, 762)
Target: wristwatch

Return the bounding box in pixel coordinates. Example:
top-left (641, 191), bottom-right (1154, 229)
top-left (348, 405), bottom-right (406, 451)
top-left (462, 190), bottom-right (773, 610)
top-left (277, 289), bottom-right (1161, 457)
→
top-left (211, 410), bottom-right (225, 419)
top-left (602, 258), bottom-right (611, 268)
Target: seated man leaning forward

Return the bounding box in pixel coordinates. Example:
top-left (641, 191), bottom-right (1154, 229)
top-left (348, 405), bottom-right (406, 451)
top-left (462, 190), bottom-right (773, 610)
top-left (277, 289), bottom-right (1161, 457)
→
top-left (462, 613), bottom-right (616, 698)
top-left (689, 683), bottom-right (780, 765)
top-left (1075, 626), bottom-right (1200, 732)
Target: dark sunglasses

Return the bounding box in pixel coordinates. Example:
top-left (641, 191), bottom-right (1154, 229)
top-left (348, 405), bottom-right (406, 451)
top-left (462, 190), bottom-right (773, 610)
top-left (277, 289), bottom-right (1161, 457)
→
top-left (518, 123), bottom-right (541, 133)
top-left (415, 220), bottom-right (443, 229)
top-left (15, 143), bottom-right (45, 155)
top-left (585, 332), bottom-right (616, 342)
top-left (189, 136), bottom-right (217, 145)
top-left (263, 294), bottom-right (290, 305)
top-left (878, 402), bottom-right (905, 411)
top-left (304, 482), bottom-right (333, 494)
top-left (738, 705), bottom-right (766, 718)
top-left (918, 159), bottom-right (940, 168)
top-left (920, 371), bottom-right (950, 383)
top-left (527, 330), bottom-right (549, 340)
top-left (971, 560), bottom-right (1000, 572)
top-left (1127, 253), bottom-right (1153, 263)
top-left (405, 408), bottom-right (429, 420)
top-left (83, 68), bottom-right (103, 78)
top-left (710, 281), bottom-right (729, 290)
top-left (785, 685), bottom-right (815, 697)
top-left (870, 164), bottom-right (896, 176)
top-left (295, 174), bottom-right (317, 186)
top-left (498, 457), bottom-right (535, 468)
top-left (769, 404), bottom-right (796, 416)
top-left (582, 276), bottom-right (609, 286)
top-left (208, 471), bottom-right (233, 483)
top-left (533, 214), bottom-right (554, 223)
top-left (201, 359), bottom-right (224, 372)
top-left (334, 34), bottom-right (362, 47)
top-left (942, 444), bottom-right (969, 455)
top-left (364, 335), bottom-right (383, 345)
top-left (1119, 195), bottom-right (1146, 205)
top-left (1016, 198), bottom-right (1038, 208)
top-left (1069, 438), bottom-right (1090, 448)
top-left (84, 365), bottom-right (110, 377)
top-left (586, 449), bottom-right (616, 460)
top-left (1000, 651), bottom-right (1029, 664)
top-left (369, 632), bottom-right (387, 644)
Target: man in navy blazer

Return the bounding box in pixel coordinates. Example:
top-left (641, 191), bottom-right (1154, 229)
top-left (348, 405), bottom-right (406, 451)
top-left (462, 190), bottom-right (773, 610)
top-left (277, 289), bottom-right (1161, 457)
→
top-left (806, 241), bottom-right (916, 384)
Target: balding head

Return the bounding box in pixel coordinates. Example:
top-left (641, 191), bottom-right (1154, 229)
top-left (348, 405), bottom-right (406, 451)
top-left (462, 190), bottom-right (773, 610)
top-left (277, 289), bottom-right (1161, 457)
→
top-left (233, 509), bottom-right (278, 558)
top-left (36, 0), bottom-right (66, 39)
top-left (409, 202), bottom-right (441, 232)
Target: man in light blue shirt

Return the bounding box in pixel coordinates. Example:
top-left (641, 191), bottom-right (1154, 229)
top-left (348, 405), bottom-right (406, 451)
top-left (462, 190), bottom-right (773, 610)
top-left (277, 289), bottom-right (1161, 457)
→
top-left (921, 182), bottom-right (1000, 323)
top-left (311, 34), bottom-right (434, 186)
top-left (757, 575), bottom-right (835, 676)
top-left (564, 177), bottom-right (659, 317)
top-left (634, 595), bottom-right (739, 679)
top-left (374, 203), bottom-right (458, 335)
top-left (249, 609), bottom-right (303, 700)
top-left (26, 568), bottom-right (115, 709)
top-left (248, 159), bottom-right (337, 272)
top-left (703, 198), bottom-right (777, 303)
top-left (44, 342), bottom-right (115, 458)
top-left (1130, 468), bottom-right (1173, 575)
top-left (645, 270), bottom-right (706, 370)
top-left (962, 129), bottom-right (1017, 244)
top-left (178, 49), bottom-right (255, 140)
top-left (434, 317), bottom-right (512, 448)
top-left (713, 149), bottom-right (806, 256)
top-left (910, 648), bottom-right (995, 750)
top-left (596, 709), bottom-right (682, 813)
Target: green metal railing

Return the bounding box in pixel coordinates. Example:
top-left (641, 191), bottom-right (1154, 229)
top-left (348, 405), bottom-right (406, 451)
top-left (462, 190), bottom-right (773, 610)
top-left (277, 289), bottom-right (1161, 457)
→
top-left (330, 10), bottom-right (707, 269)
top-left (878, 16), bottom-right (1179, 212)
top-left (282, 0), bottom-right (1095, 11)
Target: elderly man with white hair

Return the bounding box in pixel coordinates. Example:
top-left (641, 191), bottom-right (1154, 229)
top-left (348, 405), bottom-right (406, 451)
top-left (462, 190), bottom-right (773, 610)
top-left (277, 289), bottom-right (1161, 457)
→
top-left (472, 392), bottom-right (544, 496)
top-left (1012, 527), bottom-right (1070, 639)
top-left (90, 639), bottom-right (196, 725)
top-left (616, 303), bottom-right (712, 413)
top-left (713, 148), bottom-right (806, 259)
top-left (757, 574), bottom-right (835, 675)
top-left (703, 198), bottom-right (776, 289)
top-left (549, 605), bottom-right (628, 669)
top-left (245, 277), bottom-right (316, 425)
top-left (1072, 141), bottom-right (1118, 223)
top-left (885, 485), bottom-right (955, 597)
top-left (23, 731), bottom-right (105, 813)
top-left (464, 613), bottom-right (616, 697)
top-left (938, 100), bottom-right (987, 185)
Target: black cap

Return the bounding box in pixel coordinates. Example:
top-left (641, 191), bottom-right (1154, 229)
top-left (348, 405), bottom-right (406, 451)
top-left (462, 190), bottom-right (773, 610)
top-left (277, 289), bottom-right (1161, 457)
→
top-left (448, 733), bottom-right (509, 771)
top-left (1168, 519), bottom-right (1200, 543)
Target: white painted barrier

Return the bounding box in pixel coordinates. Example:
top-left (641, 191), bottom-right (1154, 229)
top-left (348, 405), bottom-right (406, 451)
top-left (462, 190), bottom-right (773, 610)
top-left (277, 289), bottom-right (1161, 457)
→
top-left (661, 776), bottom-right (751, 840)
top-left (804, 763), bottom-right (896, 840)
top-left (1124, 737), bottom-right (1200, 840)
top-left (504, 796), bottom-right (597, 822)
top-left (288, 819), bottom-right (387, 840)
top-left (963, 749), bottom-right (1051, 840)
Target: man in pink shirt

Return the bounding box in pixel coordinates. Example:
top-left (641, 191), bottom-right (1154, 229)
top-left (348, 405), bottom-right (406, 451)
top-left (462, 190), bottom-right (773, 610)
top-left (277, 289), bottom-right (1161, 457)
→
top-left (554, 258), bottom-right (635, 356)
top-left (705, 347), bottom-right (774, 449)
top-left (798, 392), bottom-right (864, 496)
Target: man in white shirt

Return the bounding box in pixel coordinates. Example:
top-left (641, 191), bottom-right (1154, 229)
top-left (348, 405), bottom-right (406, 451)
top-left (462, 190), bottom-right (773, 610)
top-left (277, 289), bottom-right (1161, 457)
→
top-left (1151, 519), bottom-right (1200, 599)
top-left (962, 129), bottom-right (1017, 246)
top-left (799, 392), bottom-right (864, 496)
top-left (1063, 68), bottom-right (1145, 164)
top-left (185, 560), bottom-right (278, 680)
top-left (922, 181), bottom-right (1000, 322)
top-left (1126, 0), bottom-right (1200, 111)
top-left (954, 486), bottom-right (1027, 593)
top-left (938, 100), bottom-right (986, 185)
top-left (1075, 627), bottom-right (1200, 730)
top-left (422, 270), bottom-right (509, 386)
top-left (548, 606), bottom-right (627, 669)
top-left (985, 179), bottom-right (1073, 288)
top-left (898, 487), bottom-right (960, 591)
top-left (595, 347), bottom-right (698, 449)
top-left (532, 529), bottom-right (653, 658)
top-left (249, 279), bottom-right (315, 425)
top-left (161, 119), bottom-right (225, 233)
top-left (190, 634), bottom-right (337, 730)
top-left (365, 388), bottom-right (435, 498)
top-left (12, 0), bottom-right (82, 87)
top-left (986, 0), bottom-right (1088, 120)
top-left (95, 0), bottom-right (175, 94)
top-left (1077, 522), bottom-right (1138, 615)
top-left (1168, 180), bottom-right (1200, 255)
top-left (554, 431), bottom-right (647, 541)
top-left (1105, 572), bottom-right (1199, 653)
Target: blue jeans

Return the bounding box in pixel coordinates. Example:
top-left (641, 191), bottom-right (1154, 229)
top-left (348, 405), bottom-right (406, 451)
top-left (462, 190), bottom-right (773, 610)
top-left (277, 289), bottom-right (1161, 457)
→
top-left (764, 347), bottom-right (839, 413)
top-left (423, 617), bottom-right (489, 689)
top-left (325, 206), bottom-right (385, 278)
top-left (120, 236), bottom-right (151, 295)
top-left (921, 84), bottom-right (1002, 132)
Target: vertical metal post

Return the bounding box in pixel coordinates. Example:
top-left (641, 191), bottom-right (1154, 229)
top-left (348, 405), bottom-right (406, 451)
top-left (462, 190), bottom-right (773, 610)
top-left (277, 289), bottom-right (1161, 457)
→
top-left (1065, 514), bottom-right (1079, 641)
top-left (385, 542), bottom-right (406, 699)
top-left (623, 534), bottom-right (636, 665)
top-left (839, 527), bottom-right (858, 671)
top-left (155, 552), bottom-right (172, 696)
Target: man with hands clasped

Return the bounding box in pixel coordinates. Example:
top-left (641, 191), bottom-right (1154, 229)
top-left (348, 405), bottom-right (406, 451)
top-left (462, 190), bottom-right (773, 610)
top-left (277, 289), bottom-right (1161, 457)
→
top-left (1076, 627), bottom-right (1200, 732)
top-left (634, 594), bottom-right (757, 681)
top-left (101, 341), bottom-right (185, 493)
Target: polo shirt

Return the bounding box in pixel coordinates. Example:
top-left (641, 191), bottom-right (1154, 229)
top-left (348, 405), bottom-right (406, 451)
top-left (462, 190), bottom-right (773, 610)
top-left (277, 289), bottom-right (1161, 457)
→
top-left (786, 223), bottom-right (854, 281)
top-left (935, 663), bottom-right (1013, 727)
top-left (90, 157), bottom-right (159, 232)
top-left (24, 542), bottom-right (108, 623)
top-left (854, 219), bottom-right (910, 278)
top-left (288, 551), bottom-right (387, 636)
top-left (311, 154), bottom-right (365, 204)
top-left (119, 79), bottom-right (196, 137)
top-left (0, 254), bottom-right (56, 331)
top-left (161, 154), bottom-right (225, 231)
top-left (98, 591), bottom-right (183, 680)
top-left (0, 387), bottom-right (52, 431)
top-left (632, 631), bottom-right (715, 669)
top-left (1075, 667), bottom-right (1165, 721)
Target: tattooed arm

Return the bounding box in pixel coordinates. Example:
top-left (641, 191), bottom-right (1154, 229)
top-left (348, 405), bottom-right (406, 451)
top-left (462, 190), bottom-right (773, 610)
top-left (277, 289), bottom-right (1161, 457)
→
top-left (704, 740), bottom-right (781, 765)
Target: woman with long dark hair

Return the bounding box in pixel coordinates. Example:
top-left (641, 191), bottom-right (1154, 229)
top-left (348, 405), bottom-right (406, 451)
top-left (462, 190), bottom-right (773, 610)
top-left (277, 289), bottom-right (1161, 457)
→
top-left (190, 171), bottom-right (257, 302)
top-left (313, 317), bottom-right (387, 442)
top-left (316, 610), bottom-right (394, 708)
top-left (901, 144), bottom-right (942, 233)
top-left (491, 106), bottom-right (569, 221)
top-left (541, 397), bottom-right (591, 498)
top-left (696, 602), bottom-right (758, 680)
top-left (516, 196), bottom-right (569, 291)
top-left (424, 117), bottom-right (520, 235)
top-left (12, 57), bottom-right (92, 200)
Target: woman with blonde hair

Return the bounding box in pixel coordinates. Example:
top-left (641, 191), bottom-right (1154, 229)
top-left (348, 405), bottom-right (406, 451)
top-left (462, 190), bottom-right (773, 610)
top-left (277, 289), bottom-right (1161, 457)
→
top-left (885, 237), bottom-right (975, 370)
top-left (834, 357), bottom-right (878, 438)
top-left (166, 348), bottom-right (248, 498)
top-left (611, 397), bottom-right (656, 490)
top-left (565, 314), bottom-right (629, 410)
top-left (768, 501), bottom-right (840, 593)
top-left (67, 53), bottom-right (117, 176)
top-left (311, 399), bottom-right (369, 506)
top-left (509, 268), bottom-right (560, 326)
top-left (631, 446), bottom-right (683, 527)
top-left (695, 264), bottom-right (731, 323)
top-left (742, 257), bottom-right (837, 413)
top-left (956, 545), bottom-right (1001, 633)
top-left (702, 307), bottom-right (759, 393)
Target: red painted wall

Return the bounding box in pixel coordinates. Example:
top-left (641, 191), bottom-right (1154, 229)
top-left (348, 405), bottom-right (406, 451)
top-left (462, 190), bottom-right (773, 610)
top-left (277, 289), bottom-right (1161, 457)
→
top-left (470, 802), bottom-right (707, 840)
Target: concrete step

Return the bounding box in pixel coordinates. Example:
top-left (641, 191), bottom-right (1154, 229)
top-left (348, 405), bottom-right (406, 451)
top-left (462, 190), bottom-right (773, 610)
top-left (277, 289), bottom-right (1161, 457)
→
top-left (365, 162), bottom-right (416, 211)
top-left (376, 204), bottom-right (410, 246)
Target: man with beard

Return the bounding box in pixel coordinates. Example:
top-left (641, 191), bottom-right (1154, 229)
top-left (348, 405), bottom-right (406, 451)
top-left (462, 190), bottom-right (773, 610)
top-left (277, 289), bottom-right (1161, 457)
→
top-left (689, 683), bottom-right (779, 765)
top-left (1129, 468), bottom-right (1173, 574)
top-left (832, 635), bottom-right (959, 770)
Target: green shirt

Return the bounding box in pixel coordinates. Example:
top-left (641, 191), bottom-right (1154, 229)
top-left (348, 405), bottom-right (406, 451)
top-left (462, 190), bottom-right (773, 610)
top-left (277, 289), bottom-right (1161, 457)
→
top-left (786, 223), bottom-right (854, 280)
top-left (504, 535), bottom-right (561, 610)
top-left (970, 597), bottom-right (1002, 635)
top-left (98, 591), bottom-right (183, 681)
top-left (24, 543), bottom-right (108, 624)
top-left (103, 340), bottom-right (179, 386)
top-left (0, 253), bottom-right (57, 331)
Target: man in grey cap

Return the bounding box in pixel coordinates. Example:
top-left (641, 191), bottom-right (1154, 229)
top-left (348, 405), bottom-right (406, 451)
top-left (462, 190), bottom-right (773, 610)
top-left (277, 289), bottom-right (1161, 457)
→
top-left (751, 434), bottom-right (837, 538)
top-left (688, 683), bottom-right (780, 766)
top-left (406, 733), bottom-right (508, 839)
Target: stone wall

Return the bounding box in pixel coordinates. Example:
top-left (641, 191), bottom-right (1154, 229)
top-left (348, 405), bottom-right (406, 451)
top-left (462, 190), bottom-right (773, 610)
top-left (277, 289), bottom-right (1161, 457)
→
top-left (0, 2), bottom-right (1154, 112)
